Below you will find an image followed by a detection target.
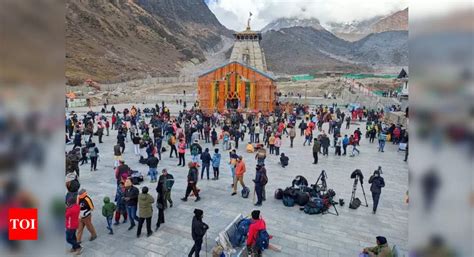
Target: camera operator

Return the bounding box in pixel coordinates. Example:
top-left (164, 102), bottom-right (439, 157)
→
top-left (368, 169), bottom-right (385, 214)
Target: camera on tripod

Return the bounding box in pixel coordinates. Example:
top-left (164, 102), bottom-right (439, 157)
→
top-left (349, 169), bottom-right (369, 209)
top-left (350, 169), bottom-right (364, 184)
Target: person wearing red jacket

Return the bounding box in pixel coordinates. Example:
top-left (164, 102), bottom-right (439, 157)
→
top-left (246, 210), bottom-right (266, 257)
top-left (65, 196), bottom-right (82, 254)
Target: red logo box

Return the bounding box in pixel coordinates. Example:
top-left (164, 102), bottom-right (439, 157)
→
top-left (8, 208), bottom-right (38, 240)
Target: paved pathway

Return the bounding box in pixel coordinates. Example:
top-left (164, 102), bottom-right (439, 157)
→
top-left (69, 110), bottom-right (408, 257)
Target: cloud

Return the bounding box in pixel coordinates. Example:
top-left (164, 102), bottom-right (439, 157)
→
top-left (208, 0), bottom-right (409, 31)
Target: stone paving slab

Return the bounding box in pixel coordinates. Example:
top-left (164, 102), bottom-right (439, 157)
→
top-left (69, 108), bottom-right (408, 256)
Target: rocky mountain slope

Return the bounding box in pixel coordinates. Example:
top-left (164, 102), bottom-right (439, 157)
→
top-left (261, 17), bottom-right (325, 33)
top-left (261, 27), bottom-right (407, 75)
top-left (261, 27), bottom-right (367, 75)
top-left (371, 8), bottom-right (408, 33)
top-left (351, 31), bottom-right (408, 66)
top-left (327, 8), bottom-right (408, 41)
top-left (66, 0), bottom-right (232, 84)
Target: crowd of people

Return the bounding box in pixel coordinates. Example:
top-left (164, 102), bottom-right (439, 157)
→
top-left (64, 100), bottom-right (408, 256)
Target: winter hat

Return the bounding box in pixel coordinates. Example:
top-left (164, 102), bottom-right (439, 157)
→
top-left (251, 210), bottom-right (260, 220)
top-left (66, 196), bottom-right (76, 207)
top-left (78, 189), bottom-right (86, 195)
top-left (194, 208), bottom-right (203, 217)
top-left (376, 236), bottom-right (387, 245)
top-left (65, 172), bottom-right (77, 183)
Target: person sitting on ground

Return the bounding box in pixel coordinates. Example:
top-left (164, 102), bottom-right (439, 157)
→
top-left (361, 236), bottom-right (393, 257)
top-left (246, 142), bottom-right (255, 153)
top-left (246, 210), bottom-right (267, 257)
top-left (279, 153), bottom-right (289, 168)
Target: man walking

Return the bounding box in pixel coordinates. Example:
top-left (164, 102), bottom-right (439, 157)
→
top-left (76, 189), bottom-right (97, 243)
top-left (350, 135), bottom-right (360, 156)
top-left (188, 209), bottom-right (209, 257)
top-left (168, 133), bottom-right (177, 158)
top-left (342, 135), bottom-right (349, 155)
top-left (232, 156), bottom-right (246, 196)
top-left (289, 126), bottom-right (296, 148)
top-left (181, 162), bottom-right (200, 202)
top-left (200, 148), bottom-right (212, 180)
top-left (124, 179), bottom-right (139, 230)
top-left (378, 131), bottom-right (387, 152)
top-left (369, 170), bottom-right (385, 214)
top-left (137, 186), bottom-right (154, 237)
top-left (160, 169), bottom-right (174, 208)
top-left (312, 138), bottom-right (320, 164)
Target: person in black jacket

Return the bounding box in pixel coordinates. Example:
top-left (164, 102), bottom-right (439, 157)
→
top-left (117, 131), bottom-right (126, 154)
top-left (147, 155), bottom-right (159, 183)
top-left (211, 128), bottom-right (218, 146)
top-left (181, 162), bottom-right (200, 202)
top-left (320, 134), bottom-right (330, 156)
top-left (200, 148), bottom-right (212, 180)
top-left (155, 176), bottom-right (166, 231)
top-left (188, 208), bottom-right (209, 257)
top-left (279, 153), bottom-right (289, 168)
top-left (368, 170), bottom-right (385, 214)
top-left (124, 179), bottom-right (140, 230)
top-left (253, 165), bottom-right (267, 206)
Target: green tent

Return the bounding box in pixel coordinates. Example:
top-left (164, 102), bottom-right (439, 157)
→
top-left (292, 74), bottom-right (315, 81)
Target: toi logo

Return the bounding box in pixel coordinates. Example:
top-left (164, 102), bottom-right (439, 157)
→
top-left (8, 208), bottom-right (38, 240)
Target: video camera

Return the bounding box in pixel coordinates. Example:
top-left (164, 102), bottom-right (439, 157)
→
top-left (350, 169), bottom-right (364, 184)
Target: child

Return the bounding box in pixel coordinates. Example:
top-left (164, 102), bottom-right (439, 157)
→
top-left (102, 197), bottom-right (116, 234)
top-left (114, 182), bottom-right (128, 225)
top-left (65, 196), bottom-right (82, 254)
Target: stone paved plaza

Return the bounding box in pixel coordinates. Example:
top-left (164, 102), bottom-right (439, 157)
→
top-left (69, 103), bottom-right (408, 257)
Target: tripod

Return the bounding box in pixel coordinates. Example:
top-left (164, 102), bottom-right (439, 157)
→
top-left (322, 198), bottom-right (339, 216)
top-left (350, 175), bottom-right (369, 207)
top-left (314, 170), bottom-right (328, 193)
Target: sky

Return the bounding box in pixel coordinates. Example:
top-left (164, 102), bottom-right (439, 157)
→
top-left (207, 0), bottom-right (409, 31)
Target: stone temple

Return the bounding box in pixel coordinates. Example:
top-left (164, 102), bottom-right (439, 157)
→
top-left (229, 20), bottom-right (267, 71)
top-left (197, 17), bottom-right (276, 113)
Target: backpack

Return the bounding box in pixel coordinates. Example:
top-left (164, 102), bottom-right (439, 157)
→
top-left (295, 191), bottom-right (310, 206)
top-left (283, 187), bottom-right (297, 199)
top-left (230, 218), bottom-right (251, 247)
top-left (255, 229), bottom-right (270, 251)
top-left (167, 137), bottom-right (173, 145)
top-left (274, 188), bottom-right (283, 200)
top-left (282, 196), bottom-right (295, 207)
top-left (303, 198), bottom-right (323, 215)
top-left (349, 197), bottom-right (361, 209)
top-left (241, 186), bottom-right (250, 198)
top-left (261, 172), bottom-right (268, 186)
top-left (191, 145), bottom-right (199, 155)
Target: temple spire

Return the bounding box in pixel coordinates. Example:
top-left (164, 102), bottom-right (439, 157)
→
top-left (246, 12), bottom-right (252, 30)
